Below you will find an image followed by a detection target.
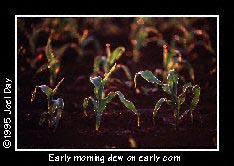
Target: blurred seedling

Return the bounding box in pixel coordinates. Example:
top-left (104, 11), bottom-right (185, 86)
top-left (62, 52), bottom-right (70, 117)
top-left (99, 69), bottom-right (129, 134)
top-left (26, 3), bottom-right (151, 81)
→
top-left (36, 36), bottom-right (61, 87)
top-left (134, 69), bottom-right (200, 130)
top-left (55, 28), bottom-right (101, 57)
top-left (130, 17), bottom-right (165, 62)
top-left (18, 18), bottom-right (100, 69)
top-left (83, 64), bottom-right (140, 131)
top-left (161, 44), bottom-right (195, 82)
top-left (42, 18), bottom-right (100, 56)
top-left (31, 78), bottom-right (65, 132)
top-left (157, 18), bottom-right (215, 60)
top-left (93, 43), bottom-right (132, 83)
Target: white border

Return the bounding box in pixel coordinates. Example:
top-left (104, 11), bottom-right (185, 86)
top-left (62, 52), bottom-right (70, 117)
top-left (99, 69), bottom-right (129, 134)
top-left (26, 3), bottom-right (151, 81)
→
top-left (15, 15), bottom-right (219, 151)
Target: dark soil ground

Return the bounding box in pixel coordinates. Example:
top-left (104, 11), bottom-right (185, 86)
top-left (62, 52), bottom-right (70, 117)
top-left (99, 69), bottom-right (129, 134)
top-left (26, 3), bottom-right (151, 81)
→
top-left (18, 107), bottom-right (216, 149)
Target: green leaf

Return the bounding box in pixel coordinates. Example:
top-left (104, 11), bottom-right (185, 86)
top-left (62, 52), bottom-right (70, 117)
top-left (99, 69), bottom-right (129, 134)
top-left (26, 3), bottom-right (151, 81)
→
top-left (115, 91), bottom-right (137, 115)
top-left (53, 78), bottom-right (64, 93)
top-left (135, 28), bottom-right (148, 49)
top-left (190, 85), bottom-right (200, 112)
top-left (102, 63), bottom-right (116, 84)
top-left (45, 36), bottom-right (60, 86)
top-left (31, 85), bottom-right (53, 102)
top-left (83, 97), bottom-right (97, 116)
top-left (51, 98), bottom-right (64, 131)
top-left (90, 76), bottom-right (103, 99)
top-left (164, 51), bottom-right (174, 71)
top-left (93, 56), bottom-right (107, 74)
top-left (53, 98), bottom-right (64, 109)
top-left (95, 112), bottom-right (102, 131)
top-left (153, 98), bottom-right (168, 120)
top-left (116, 64), bottom-right (132, 80)
top-left (166, 69), bottom-right (179, 96)
top-left (93, 56), bottom-right (102, 73)
top-left (178, 82), bottom-right (192, 105)
top-left (162, 84), bottom-right (171, 94)
top-left (98, 92), bottom-right (116, 114)
top-left (167, 69), bottom-right (178, 87)
top-left (45, 37), bottom-right (56, 62)
top-left (182, 82), bottom-right (192, 92)
top-left (103, 92), bottom-right (116, 104)
top-left (38, 85), bottom-right (53, 97)
top-left (134, 70), bottom-right (162, 88)
top-left (90, 76), bottom-right (102, 89)
top-left (83, 98), bottom-right (89, 110)
top-left (109, 47), bottom-right (125, 65)
top-left (178, 60), bottom-right (195, 81)
top-left (36, 63), bottom-right (48, 74)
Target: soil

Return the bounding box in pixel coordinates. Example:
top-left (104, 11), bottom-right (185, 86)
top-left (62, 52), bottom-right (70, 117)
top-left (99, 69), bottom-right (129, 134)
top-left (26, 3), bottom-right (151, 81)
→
top-left (18, 108), bottom-right (216, 149)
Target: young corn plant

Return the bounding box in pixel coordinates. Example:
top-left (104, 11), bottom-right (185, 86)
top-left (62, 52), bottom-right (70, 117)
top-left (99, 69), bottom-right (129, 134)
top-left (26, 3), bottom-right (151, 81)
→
top-left (130, 17), bottom-right (165, 62)
top-left (134, 69), bottom-right (200, 130)
top-left (31, 78), bottom-right (65, 132)
top-left (162, 44), bottom-right (195, 82)
top-left (36, 36), bottom-right (61, 87)
top-left (83, 64), bottom-right (140, 131)
top-left (55, 29), bottom-right (101, 57)
top-left (93, 44), bottom-right (132, 81)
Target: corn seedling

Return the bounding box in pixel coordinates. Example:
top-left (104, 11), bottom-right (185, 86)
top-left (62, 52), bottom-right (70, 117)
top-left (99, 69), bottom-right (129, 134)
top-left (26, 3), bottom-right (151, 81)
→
top-left (93, 43), bottom-right (132, 81)
top-left (130, 17), bottom-right (165, 62)
top-left (162, 44), bottom-right (195, 82)
top-left (43, 18), bottom-right (100, 56)
top-left (36, 36), bottom-right (61, 86)
top-left (31, 78), bottom-right (65, 132)
top-left (55, 29), bottom-right (101, 57)
top-left (134, 69), bottom-right (200, 130)
top-left (83, 64), bottom-right (139, 131)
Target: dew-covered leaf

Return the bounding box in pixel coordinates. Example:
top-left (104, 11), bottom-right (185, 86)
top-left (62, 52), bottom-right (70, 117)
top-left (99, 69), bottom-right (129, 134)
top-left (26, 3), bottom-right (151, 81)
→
top-left (36, 63), bottom-right (48, 74)
top-left (51, 98), bottom-right (64, 131)
top-left (153, 98), bottom-right (168, 120)
top-left (53, 78), bottom-right (64, 93)
top-left (90, 76), bottom-right (102, 89)
top-left (109, 47), bottom-right (125, 65)
top-left (38, 85), bottom-right (53, 97)
top-left (115, 91), bottom-right (137, 115)
top-left (93, 56), bottom-right (107, 74)
top-left (102, 63), bottom-right (116, 84)
top-left (190, 85), bottom-right (200, 112)
top-left (90, 76), bottom-right (103, 99)
top-left (134, 70), bottom-right (162, 88)
top-left (31, 85), bottom-right (53, 102)
top-left (83, 97), bottom-right (97, 116)
top-left (178, 82), bottom-right (192, 105)
top-left (103, 92), bottom-right (116, 104)
top-left (162, 84), bottom-right (171, 94)
top-left (166, 69), bottom-right (178, 87)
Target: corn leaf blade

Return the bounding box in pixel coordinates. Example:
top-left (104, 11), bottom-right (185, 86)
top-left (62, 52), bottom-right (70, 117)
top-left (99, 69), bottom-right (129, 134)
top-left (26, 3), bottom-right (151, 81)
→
top-left (109, 47), bottom-right (125, 65)
top-left (190, 85), bottom-right (200, 112)
top-left (153, 98), bottom-right (168, 120)
top-left (115, 91), bottom-right (137, 115)
top-left (178, 82), bottom-right (192, 105)
top-left (50, 98), bottom-right (64, 131)
top-left (134, 70), bottom-right (162, 88)
top-left (102, 63), bottom-right (116, 84)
